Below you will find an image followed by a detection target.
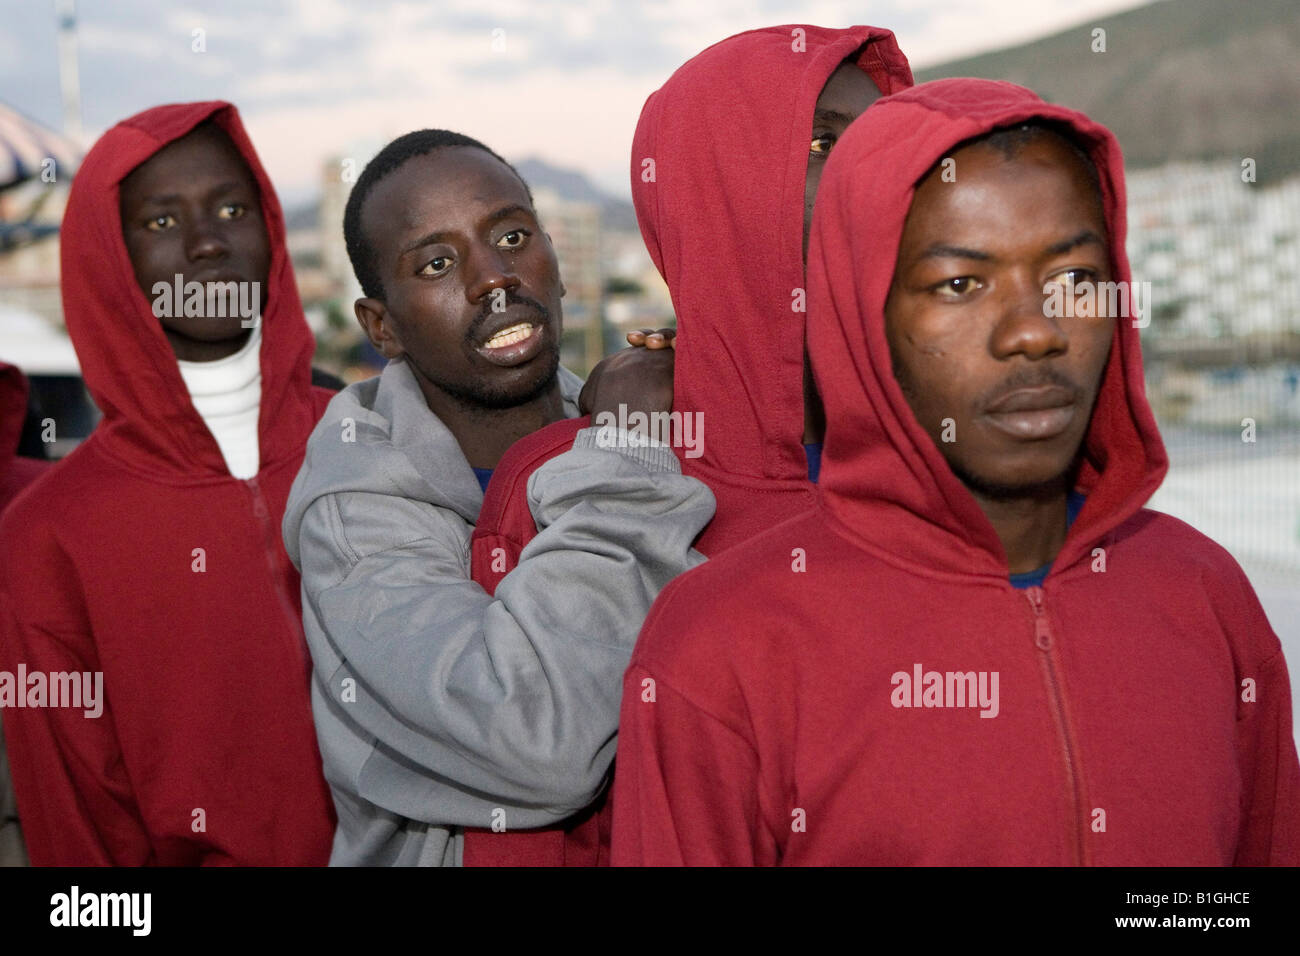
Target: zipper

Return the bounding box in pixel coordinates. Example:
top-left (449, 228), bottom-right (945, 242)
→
top-left (1025, 585), bottom-right (1086, 866)
top-left (246, 476), bottom-right (309, 673)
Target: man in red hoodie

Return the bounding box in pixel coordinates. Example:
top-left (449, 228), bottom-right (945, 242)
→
top-left (0, 102), bottom-right (335, 865)
top-left (630, 24), bottom-right (912, 552)
top-left (0, 361), bottom-right (49, 866)
top-left (612, 78), bottom-right (1300, 866)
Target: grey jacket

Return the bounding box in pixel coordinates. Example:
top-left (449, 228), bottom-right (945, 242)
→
top-left (282, 359), bottom-right (714, 865)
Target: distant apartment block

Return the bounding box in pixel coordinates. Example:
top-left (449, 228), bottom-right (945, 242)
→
top-left (1126, 161), bottom-right (1300, 343)
top-left (533, 186), bottom-right (602, 374)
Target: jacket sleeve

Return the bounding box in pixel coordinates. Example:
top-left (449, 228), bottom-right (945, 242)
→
top-left (297, 427), bottom-right (714, 830)
top-left (1210, 550), bottom-right (1300, 866)
top-left (611, 660), bottom-right (767, 866)
top-left (1233, 646), bottom-right (1300, 865)
top-left (0, 567), bottom-right (153, 866)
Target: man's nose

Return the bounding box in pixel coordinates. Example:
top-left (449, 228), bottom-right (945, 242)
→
top-left (991, 275), bottom-right (1070, 360)
top-left (184, 216), bottom-right (230, 262)
top-left (465, 244), bottom-right (521, 304)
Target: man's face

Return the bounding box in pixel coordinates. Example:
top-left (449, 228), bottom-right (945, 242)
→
top-left (884, 135), bottom-right (1114, 498)
top-left (358, 147), bottom-right (563, 410)
top-left (119, 123), bottom-right (270, 345)
top-left (804, 61), bottom-right (881, 262)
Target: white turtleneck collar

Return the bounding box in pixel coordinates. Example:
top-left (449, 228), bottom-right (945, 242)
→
top-left (176, 323), bottom-right (263, 479)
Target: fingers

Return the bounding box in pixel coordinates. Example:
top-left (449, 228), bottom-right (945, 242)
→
top-left (626, 328), bottom-right (677, 350)
top-left (648, 327), bottom-right (676, 350)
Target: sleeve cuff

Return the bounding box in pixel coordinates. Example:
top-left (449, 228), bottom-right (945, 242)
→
top-left (573, 426), bottom-right (682, 474)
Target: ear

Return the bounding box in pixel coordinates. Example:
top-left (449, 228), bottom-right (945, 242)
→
top-left (354, 297), bottom-right (404, 359)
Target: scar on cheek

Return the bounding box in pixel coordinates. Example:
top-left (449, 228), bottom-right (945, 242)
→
top-left (904, 332), bottom-right (946, 358)
top-left (920, 346), bottom-right (947, 358)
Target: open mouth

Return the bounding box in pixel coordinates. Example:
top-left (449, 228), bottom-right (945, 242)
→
top-left (474, 319), bottom-right (545, 367)
top-left (482, 322), bottom-right (537, 350)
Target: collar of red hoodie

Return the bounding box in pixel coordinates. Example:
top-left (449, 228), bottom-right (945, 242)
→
top-left (630, 25), bottom-right (913, 483)
top-left (807, 78), bottom-right (1169, 581)
top-left (60, 101), bottom-right (317, 481)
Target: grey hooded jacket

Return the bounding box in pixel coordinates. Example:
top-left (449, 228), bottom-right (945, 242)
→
top-left (282, 358), bottom-right (714, 865)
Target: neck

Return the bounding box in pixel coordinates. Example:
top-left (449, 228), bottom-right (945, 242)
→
top-left (166, 328), bottom-right (252, 362)
top-left (413, 375), bottom-right (566, 470)
top-left (967, 475), bottom-right (1070, 574)
top-left (802, 355), bottom-right (826, 444)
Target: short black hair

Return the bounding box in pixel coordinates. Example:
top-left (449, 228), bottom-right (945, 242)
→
top-left (342, 129), bottom-right (533, 300)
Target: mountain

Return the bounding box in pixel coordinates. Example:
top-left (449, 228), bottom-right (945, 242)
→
top-left (282, 157), bottom-right (640, 239)
top-left (514, 157), bottom-right (639, 231)
top-left (917, 0), bottom-right (1300, 182)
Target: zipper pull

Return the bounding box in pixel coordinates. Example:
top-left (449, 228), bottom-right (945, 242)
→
top-left (247, 477), bottom-right (269, 519)
top-left (1026, 586), bottom-right (1052, 650)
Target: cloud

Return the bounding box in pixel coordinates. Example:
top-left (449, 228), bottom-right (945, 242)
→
top-left (0, 0), bottom-right (1157, 202)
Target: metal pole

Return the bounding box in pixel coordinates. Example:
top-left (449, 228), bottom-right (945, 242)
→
top-left (55, 0), bottom-right (82, 144)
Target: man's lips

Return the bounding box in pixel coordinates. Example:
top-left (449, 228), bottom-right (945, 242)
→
top-left (188, 271), bottom-right (250, 285)
top-left (473, 303), bottom-right (546, 346)
top-left (472, 304), bottom-right (549, 367)
top-left (981, 384), bottom-right (1079, 440)
top-left (984, 384), bottom-right (1077, 414)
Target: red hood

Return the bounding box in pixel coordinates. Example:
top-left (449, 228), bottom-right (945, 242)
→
top-left (631, 24), bottom-right (913, 483)
top-left (0, 361), bottom-right (28, 465)
top-left (60, 101), bottom-right (317, 479)
top-left (807, 78), bottom-right (1169, 578)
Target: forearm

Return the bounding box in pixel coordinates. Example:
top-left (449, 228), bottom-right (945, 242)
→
top-left (305, 434), bottom-right (714, 824)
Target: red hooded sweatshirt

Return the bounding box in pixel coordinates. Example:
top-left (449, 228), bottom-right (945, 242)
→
top-left (0, 102), bottom-right (336, 866)
top-left (611, 79), bottom-right (1300, 866)
top-left (633, 23), bottom-right (912, 555)
top-left (1, 361), bottom-right (48, 866)
top-left (460, 24), bottom-right (913, 867)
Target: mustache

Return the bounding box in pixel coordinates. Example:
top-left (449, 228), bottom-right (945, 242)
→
top-left (975, 366), bottom-right (1084, 410)
top-left (465, 290), bottom-right (551, 343)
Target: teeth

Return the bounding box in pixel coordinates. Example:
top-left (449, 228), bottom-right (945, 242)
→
top-left (484, 323), bottom-right (534, 349)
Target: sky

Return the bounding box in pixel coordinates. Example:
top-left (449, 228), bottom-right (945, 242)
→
top-left (0, 0), bottom-right (1157, 206)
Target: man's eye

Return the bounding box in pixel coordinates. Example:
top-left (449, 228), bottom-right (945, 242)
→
top-left (1046, 268), bottom-right (1094, 289)
top-left (810, 133), bottom-right (836, 155)
top-left (934, 276), bottom-right (982, 298)
top-left (497, 229), bottom-right (530, 249)
top-left (145, 214), bottom-right (176, 231)
top-left (418, 256), bottom-right (450, 276)
top-left (217, 203), bottom-right (247, 220)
